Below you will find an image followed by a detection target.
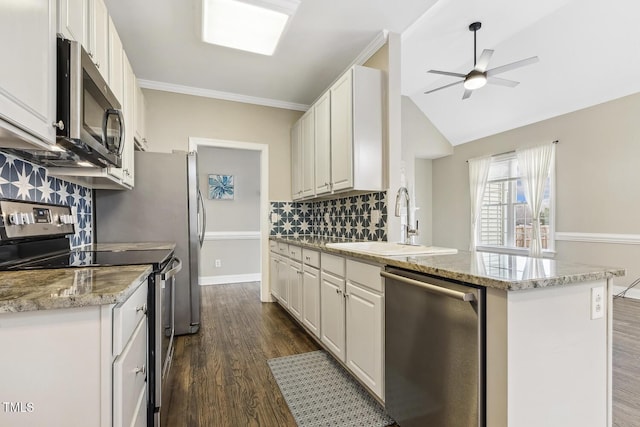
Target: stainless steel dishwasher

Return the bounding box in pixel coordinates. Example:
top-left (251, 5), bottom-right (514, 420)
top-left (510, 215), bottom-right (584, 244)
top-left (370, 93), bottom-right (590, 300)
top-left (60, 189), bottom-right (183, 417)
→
top-left (382, 268), bottom-right (485, 427)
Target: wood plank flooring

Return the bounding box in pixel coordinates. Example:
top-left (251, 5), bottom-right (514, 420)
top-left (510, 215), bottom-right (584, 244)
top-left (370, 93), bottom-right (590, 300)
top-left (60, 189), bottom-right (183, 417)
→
top-left (163, 283), bottom-right (640, 426)
top-left (161, 282), bottom-right (319, 427)
top-left (613, 296), bottom-right (640, 427)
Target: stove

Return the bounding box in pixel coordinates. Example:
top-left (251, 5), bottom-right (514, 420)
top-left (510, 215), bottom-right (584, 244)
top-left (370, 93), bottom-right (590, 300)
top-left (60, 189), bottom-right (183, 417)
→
top-left (0, 199), bottom-right (178, 427)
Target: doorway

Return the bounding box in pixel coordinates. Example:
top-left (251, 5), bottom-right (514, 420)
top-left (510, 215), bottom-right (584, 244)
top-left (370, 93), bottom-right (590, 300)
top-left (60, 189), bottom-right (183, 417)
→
top-left (189, 137), bottom-right (270, 301)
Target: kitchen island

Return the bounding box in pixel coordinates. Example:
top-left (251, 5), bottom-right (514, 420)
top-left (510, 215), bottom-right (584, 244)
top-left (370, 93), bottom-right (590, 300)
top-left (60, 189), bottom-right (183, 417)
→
top-left (270, 235), bottom-right (625, 427)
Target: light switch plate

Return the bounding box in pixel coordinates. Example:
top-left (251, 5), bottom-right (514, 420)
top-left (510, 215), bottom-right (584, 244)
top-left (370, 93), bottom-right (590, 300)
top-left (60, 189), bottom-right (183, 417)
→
top-left (371, 210), bottom-right (380, 224)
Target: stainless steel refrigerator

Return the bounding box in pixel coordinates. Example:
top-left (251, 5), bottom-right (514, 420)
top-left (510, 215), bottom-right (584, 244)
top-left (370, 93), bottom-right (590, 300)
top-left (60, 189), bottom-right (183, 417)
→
top-left (95, 151), bottom-right (203, 336)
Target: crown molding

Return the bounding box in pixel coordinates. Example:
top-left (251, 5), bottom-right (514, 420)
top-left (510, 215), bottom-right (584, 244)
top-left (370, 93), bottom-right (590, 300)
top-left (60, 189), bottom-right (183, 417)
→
top-left (138, 79), bottom-right (309, 112)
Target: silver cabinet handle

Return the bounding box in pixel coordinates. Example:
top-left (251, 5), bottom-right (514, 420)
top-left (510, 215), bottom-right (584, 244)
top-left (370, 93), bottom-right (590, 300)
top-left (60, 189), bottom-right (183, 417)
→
top-left (135, 304), bottom-right (147, 314)
top-left (305, 256), bottom-right (311, 261)
top-left (52, 120), bottom-right (64, 130)
top-left (134, 365), bottom-right (146, 375)
top-left (380, 271), bottom-right (476, 302)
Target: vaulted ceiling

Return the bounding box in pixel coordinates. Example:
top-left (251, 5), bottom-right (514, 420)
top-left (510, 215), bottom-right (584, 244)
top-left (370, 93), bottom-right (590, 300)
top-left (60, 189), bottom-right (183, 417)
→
top-left (106, 0), bottom-right (640, 145)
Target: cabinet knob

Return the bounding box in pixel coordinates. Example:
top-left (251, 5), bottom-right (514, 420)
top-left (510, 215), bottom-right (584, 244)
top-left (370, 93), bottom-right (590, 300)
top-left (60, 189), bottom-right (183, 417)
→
top-left (88, 51), bottom-right (94, 58)
top-left (52, 120), bottom-right (65, 130)
top-left (95, 61), bottom-right (100, 68)
top-left (136, 304), bottom-right (147, 314)
top-left (134, 365), bottom-right (146, 375)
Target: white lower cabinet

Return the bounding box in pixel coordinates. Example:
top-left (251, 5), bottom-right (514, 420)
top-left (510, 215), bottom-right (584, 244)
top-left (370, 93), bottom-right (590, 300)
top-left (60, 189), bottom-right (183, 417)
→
top-left (320, 269), bottom-right (346, 361)
top-left (345, 281), bottom-right (383, 398)
top-left (287, 259), bottom-right (303, 320)
top-left (302, 250), bottom-right (321, 338)
top-left (0, 277), bottom-right (148, 427)
top-left (269, 241), bottom-right (384, 400)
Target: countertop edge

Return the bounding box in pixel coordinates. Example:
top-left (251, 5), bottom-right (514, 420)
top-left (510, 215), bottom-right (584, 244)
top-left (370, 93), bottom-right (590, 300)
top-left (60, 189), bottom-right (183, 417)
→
top-left (269, 236), bottom-right (625, 291)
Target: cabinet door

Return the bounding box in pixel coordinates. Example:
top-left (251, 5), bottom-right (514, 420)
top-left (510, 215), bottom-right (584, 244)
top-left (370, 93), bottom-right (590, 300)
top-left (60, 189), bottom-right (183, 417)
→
top-left (314, 92), bottom-right (331, 195)
top-left (121, 55), bottom-right (135, 186)
top-left (108, 17), bottom-right (124, 105)
top-left (302, 264), bottom-right (320, 338)
top-left (288, 260), bottom-right (303, 320)
top-left (276, 255), bottom-right (289, 306)
top-left (90, 0), bottom-right (109, 83)
top-left (320, 271), bottom-right (345, 362)
top-left (330, 70), bottom-right (353, 192)
top-left (58, 0), bottom-right (89, 46)
top-left (290, 119), bottom-right (302, 200)
top-left (301, 109), bottom-right (315, 198)
top-left (269, 254), bottom-right (280, 300)
top-left (345, 282), bottom-right (383, 398)
top-left (134, 83), bottom-right (146, 146)
top-left (0, 0), bottom-right (57, 147)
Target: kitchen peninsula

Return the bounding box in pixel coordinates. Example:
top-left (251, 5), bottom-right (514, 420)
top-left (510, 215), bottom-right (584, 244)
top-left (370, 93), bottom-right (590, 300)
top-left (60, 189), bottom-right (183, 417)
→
top-left (271, 235), bottom-right (625, 427)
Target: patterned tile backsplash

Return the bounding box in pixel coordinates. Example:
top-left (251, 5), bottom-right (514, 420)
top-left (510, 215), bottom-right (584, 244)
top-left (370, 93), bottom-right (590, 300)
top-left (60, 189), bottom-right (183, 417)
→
top-left (0, 153), bottom-right (92, 248)
top-left (270, 191), bottom-right (388, 241)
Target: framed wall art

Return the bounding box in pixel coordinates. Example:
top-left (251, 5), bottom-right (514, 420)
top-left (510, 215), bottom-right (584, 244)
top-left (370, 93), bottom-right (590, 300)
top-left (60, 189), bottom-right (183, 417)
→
top-left (208, 174), bottom-right (234, 200)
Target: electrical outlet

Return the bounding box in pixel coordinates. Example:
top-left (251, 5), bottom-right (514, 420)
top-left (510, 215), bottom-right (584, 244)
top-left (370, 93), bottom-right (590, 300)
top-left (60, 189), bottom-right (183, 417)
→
top-left (270, 213), bottom-right (278, 223)
top-left (591, 286), bottom-right (604, 320)
top-left (215, 259), bottom-right (221, 268)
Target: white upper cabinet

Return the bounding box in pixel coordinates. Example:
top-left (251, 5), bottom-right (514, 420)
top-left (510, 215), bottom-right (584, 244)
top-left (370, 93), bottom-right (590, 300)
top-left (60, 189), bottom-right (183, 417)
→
top-left (290, 65), bottom-right (383, 200)
top-left (108, 17), bottom-right (124, 105)
top-left (0, 0), bottom-right (57, 149)
top-left (121, 55), bottom-right (135, 187)
top-left (301, 109), bottom-right (315, 198)
top-left (134, 82), bottom-right (147, 148)
top-left (314, 92), bottom-right (331, 195)
top-left (57, 0), bottom-right (89, 47)
top-left (330, 66), bottom-right (383, 193)
top-left (90, 0), bottom-right (109, 83)
top-left (290, 120), bottom-right (302, 200)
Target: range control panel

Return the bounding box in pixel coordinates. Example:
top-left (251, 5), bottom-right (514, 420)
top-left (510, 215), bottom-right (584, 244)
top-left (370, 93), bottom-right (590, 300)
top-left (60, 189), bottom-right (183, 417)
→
top-left (0, 199), bottom-right (75, 240)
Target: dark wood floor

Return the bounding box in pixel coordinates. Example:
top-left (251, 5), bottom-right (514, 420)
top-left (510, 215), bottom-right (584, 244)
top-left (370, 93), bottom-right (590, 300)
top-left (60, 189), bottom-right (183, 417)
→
top-left (613, 296), bottom-right (640, 427)
top-left (163, 283), bottom-right (640, 426)
top-left (162, 282), bottom-right (319, 427)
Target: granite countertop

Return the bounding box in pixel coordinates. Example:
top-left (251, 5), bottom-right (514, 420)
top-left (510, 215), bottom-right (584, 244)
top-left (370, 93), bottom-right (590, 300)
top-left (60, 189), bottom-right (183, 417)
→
top-left (0, 265), bottom-right (153, 313)
top-left (270, 236), bottom-right (625, 291)
top-left (86, 242), bottom-right (176, 251)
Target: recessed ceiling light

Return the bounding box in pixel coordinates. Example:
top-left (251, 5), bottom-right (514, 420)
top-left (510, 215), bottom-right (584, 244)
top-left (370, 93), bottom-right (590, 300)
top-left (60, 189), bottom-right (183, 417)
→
top-left (202, 0), bottom-right (300, 56)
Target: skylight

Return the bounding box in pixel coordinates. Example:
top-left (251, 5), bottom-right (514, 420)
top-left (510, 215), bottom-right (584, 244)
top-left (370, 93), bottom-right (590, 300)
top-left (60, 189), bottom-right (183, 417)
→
top-left (202, 0), bottom-right (300, 56)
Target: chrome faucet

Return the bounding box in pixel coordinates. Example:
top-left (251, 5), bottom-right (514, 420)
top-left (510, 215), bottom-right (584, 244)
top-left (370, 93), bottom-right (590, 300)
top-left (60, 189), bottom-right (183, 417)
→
top-left (395, 186), bottom-right (419, 244)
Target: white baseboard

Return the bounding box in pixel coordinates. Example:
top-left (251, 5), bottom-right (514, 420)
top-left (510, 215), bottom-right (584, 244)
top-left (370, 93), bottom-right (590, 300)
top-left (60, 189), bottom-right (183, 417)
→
top-left (200, 273), bottom-right (261, 286)
top-left (613, 285), bottom-right (640, 300)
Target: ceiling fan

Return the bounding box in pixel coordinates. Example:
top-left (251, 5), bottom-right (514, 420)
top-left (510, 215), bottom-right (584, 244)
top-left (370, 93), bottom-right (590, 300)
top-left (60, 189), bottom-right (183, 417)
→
top-left (425, 21), bottom-right (539, 100)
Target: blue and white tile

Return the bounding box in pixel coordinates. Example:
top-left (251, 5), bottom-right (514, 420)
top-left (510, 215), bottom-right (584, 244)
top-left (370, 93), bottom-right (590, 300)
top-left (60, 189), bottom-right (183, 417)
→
top-left (0, 154), bottom-right (17, 199)
top-left (12, 159), bottom-right (37, 201)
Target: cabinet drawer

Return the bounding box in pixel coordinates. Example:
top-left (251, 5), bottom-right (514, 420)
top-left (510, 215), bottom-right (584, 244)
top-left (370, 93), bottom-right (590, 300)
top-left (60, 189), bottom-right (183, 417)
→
top-left (277, 242), bottom-right (289, 255)
top-left (113, 280), bottom-right (148, 356)
top-left (288, 245), bottom-right (303, 261)
top-left (321, 253), bottom-right (345, 277)
top-left (347, 259), bottom-right (383, 293)
top-left (303, 249), bottom-right (320, 268)
top-left (113, 319), bottom-right (147, 427)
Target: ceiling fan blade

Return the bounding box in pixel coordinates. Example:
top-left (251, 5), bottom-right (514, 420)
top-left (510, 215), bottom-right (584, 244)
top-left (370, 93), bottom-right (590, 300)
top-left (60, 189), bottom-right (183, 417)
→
top-left (428, 70), bottom-right (467, 78)
top-left (487, 76), bottom-right (520, 87)
top-left (475, 49), bottom-right (494, 72)
top-left (462, 89), bottom-right (473, 100)
top-left (486, 56), bottom-right (539, 76)
top-left (424, 80), bottom-right (464, 94)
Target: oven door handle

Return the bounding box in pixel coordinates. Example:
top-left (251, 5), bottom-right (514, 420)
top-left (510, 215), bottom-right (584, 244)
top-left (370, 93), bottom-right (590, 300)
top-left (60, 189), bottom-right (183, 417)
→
top-left (161, 257), bottom-right (182, 281)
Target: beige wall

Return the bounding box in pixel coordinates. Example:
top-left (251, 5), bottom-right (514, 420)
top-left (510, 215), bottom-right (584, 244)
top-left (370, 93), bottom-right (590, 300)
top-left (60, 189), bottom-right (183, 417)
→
top-left (144, 89), bottom-right (303, 200)
top-left (432, 92), bottom-right (640, 286)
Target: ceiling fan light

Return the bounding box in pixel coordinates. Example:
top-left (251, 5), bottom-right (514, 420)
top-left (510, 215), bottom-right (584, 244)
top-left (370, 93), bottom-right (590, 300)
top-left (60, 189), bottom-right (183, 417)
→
top-left (464, 72), bottom-right (487, 90)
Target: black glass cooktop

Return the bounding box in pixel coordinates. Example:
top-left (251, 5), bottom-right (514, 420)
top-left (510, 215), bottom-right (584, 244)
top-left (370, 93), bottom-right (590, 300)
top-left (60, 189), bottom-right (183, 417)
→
top-left (3, 249), bottom-right (173, 270)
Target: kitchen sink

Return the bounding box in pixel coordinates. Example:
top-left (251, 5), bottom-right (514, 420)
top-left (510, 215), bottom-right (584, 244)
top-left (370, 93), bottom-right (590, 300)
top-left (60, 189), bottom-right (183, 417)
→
top-left (324, 241), bottom-right (458, 256)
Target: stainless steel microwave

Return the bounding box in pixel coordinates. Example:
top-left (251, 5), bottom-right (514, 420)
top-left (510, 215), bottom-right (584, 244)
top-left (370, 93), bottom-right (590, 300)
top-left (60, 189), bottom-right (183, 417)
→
top-left (55, 37), bottom-right (124, 168)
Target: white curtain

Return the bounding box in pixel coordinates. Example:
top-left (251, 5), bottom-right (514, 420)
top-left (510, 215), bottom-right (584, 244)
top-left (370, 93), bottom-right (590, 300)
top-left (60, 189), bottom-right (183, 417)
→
top-left (468, 156), bottom-right (491, 251)
top-left (516, 144), bottom-right (555, 257)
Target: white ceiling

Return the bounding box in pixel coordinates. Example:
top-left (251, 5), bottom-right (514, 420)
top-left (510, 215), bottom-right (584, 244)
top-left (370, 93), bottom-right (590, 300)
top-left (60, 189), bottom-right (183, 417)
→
top-left (105, 0), bottom-right (640, 146)
top-left (403, 0), bottom-right (640, 145)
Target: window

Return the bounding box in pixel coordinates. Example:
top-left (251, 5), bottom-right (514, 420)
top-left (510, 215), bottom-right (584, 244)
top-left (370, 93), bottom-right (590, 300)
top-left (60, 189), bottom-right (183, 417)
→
top-left (476, 153), bottom-right (555, 254)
